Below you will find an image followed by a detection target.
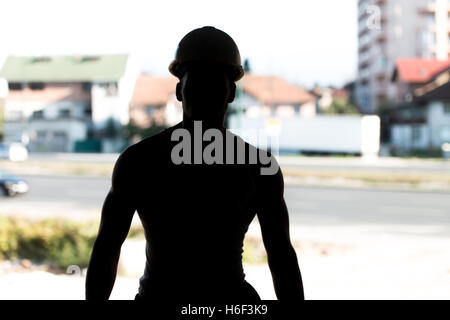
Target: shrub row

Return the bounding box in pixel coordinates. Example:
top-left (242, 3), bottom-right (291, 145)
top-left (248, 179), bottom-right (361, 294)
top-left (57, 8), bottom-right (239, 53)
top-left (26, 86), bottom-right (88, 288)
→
top-left (0, 217), bottom-right (100, 270)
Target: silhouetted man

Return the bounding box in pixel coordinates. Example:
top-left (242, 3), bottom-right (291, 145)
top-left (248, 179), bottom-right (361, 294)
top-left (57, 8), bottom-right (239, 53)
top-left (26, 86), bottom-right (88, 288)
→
top-left (85, 26), bottom-right (304, 303)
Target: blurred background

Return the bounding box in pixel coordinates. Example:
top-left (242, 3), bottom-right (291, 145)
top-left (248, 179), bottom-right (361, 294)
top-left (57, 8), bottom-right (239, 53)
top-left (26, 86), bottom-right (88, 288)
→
top-left (0, 0), bottom-right (449, 300)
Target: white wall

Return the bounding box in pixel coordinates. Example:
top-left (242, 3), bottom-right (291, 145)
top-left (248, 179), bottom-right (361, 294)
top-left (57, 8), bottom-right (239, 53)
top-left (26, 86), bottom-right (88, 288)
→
top-left (165, 94), bottom-right (183, 126)
top-left (4, 100), bottom-right (86, 120)
top-left (26, 119), bottom-right (87, 152)
top-left (427, 101), bottom-right (450, 147)
top-left (391, 124), bottom-right (429, 150)
top-left (91, 54), bottom-right (139, 129)
top-left (228, 114), bottom-right (380, 155)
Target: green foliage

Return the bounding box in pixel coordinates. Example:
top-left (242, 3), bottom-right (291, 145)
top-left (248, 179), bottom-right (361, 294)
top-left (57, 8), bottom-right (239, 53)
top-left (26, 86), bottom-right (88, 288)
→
top-left (103, 117), bottom-right (121, 139)
top-left (0, 215), bottom-right (270, 270)
top-left (243, 58), bottom-right (251, 73)
top-left (0, 217), bottom-right (97, 269)
top-left (321, 97), bottom-right (360, 115)
top-left (242, 237), bottom-right (267, 264)
top-left (122, 120), bottom-right (168, 141)
top-left (0, 217), bottom-right (145, 270)
top-left (390, 147), bottom-right (443, 159)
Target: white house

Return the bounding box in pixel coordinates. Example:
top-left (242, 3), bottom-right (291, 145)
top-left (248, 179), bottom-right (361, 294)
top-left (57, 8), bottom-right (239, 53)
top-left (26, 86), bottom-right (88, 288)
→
top-left (0, 54), bottom-right (138, 152)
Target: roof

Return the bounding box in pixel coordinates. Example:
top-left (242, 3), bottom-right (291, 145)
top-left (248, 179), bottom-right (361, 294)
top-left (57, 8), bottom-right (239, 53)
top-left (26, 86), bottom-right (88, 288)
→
top-left (131, 74), bottom-right (178, 106)
top-left (240, 74), bottom-right (315, 105)
top-left (0, 54), bottom-right (129, 82)
top-left (414, 68), bottom-right (450, 101)
top-left (393, 58), bottom-right (450, 83)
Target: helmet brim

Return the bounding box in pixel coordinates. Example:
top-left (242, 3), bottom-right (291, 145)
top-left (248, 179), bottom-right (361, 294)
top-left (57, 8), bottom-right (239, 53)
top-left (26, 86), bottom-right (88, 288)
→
top-left (169, 60), bottom-right (244, 82)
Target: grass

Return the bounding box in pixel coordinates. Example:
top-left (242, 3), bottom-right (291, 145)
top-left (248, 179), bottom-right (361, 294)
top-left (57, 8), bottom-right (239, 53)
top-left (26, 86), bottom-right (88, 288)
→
top-left (0, 160), bottom-right (114, 177)
top-left (0, 216), bottom-right (269, 274)
top-left (282, 168), bottom-right (450, 190)
top-left (0, 216), bottom-right (145, 271)
top-left (2, 156), bottom-right (449, 190)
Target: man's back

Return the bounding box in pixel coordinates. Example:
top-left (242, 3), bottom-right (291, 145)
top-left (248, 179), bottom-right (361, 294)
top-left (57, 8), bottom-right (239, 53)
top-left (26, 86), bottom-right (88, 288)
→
top-left (119, 123), bottom-right (270, 301)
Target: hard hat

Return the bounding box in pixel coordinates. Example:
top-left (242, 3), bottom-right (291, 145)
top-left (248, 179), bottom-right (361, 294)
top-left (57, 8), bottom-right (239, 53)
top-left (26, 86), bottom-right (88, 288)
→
top-left (169, 26), bottom-right (244, 82)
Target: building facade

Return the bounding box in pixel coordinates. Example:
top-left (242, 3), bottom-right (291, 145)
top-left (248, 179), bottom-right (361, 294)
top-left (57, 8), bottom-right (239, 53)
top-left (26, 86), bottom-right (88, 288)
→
top-left (231, 74), bottom-right (317, 119)
top-left (0, 54), bottom-right (138, 152)
top-left (356, 0), bottom-right (450, 114)
top-left (384, 59), bottom-right (450, 153)
top-left (129, 74), bottom-right (182, 129)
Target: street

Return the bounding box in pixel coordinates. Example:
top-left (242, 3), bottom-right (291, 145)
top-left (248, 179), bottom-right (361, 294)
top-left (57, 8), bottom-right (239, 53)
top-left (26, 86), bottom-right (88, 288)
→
top-left (1, 174), bottom-right (449, 238)
top-left (1, 173), bottom-right (450, 300)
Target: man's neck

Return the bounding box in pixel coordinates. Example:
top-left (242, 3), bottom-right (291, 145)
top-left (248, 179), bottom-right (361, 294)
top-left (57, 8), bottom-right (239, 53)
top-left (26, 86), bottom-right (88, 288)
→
top-left (182, 118), bottom-right (226, 134)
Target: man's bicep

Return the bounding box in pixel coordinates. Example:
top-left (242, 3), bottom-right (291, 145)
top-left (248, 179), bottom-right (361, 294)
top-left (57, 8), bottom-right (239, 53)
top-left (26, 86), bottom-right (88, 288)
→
top-left (97, 190), bottom-right (135, 246)
top-left (256, 169), bottom-right (292, 252)
top-left (96, 150), bottom-right (137, 249)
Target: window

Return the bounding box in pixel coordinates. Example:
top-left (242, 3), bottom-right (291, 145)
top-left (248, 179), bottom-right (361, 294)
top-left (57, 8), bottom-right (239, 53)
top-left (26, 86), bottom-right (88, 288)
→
top-left (32, 110), bottom-right (44, 119)
top-left (53, 131), bottom-right (67, 138)
top-left (106, 83), bottom-right (118, 96)
top-left (80, 56), bottom-right (100, 63)
top-left (29, 82), bottom-right (45, 90)
top-left (58, 109), bottom-right (71, 118)
top-left (99, 82), bottom-right (118, 96)
top-left (36, 131), bottom-right (47, 139)
top-left (8, 82), bottom-right (23, 90)
top-left (6, 110), bottom-right (22, 121)
top-left (425, 12), bottom-right (435, 26)
top-left (419, 30), bottom-right (436, 47)
top-left (84, 104), bottom-right (92, 117)
top-left (82, 82), bottom-right (92, 93)
top-left (444, 103), bottom-right (450, 115)
top-left (31, 57), bottom-right (51, 63)
top-left (412, 126), bottom-right (421, 142)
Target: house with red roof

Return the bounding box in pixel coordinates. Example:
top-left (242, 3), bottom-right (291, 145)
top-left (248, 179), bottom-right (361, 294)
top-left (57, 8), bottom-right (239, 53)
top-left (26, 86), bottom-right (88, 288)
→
top-left (129, 74), bottom-right (182, 129)
top-left (391, 58), bottom-right (450, 104)
top-left (232, 74), bottom-right (317, 118)
top-left (384, 58), bottom-right (450, 154)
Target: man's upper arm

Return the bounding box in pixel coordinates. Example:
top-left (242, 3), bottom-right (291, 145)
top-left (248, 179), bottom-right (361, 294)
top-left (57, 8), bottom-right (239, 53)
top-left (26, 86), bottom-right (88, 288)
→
top-left (96, 147), bottom-right (138, 249)
top-left (256, 156), bottom-right (292, 255)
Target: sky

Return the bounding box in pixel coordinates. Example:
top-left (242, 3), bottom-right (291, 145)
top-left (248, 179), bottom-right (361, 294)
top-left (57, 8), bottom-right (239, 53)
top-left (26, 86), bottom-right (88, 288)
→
top-left (0, 0), bottom-right (358, 88)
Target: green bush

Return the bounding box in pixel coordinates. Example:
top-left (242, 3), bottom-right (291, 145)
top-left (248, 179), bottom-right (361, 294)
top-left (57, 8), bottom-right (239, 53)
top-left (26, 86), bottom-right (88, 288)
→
top-left (0, 216), bottom-right (269, 270)
top-left (0, 217), bottom-right (98, 269)
top-left (0, 217), bottom-right (147, 270)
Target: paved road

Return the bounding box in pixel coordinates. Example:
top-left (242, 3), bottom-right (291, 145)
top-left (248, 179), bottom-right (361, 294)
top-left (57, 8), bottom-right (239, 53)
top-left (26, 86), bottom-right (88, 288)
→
top-left (279, 157), bottom-right (450, 174)
top-left (2, 175), bottom-right (449, 237)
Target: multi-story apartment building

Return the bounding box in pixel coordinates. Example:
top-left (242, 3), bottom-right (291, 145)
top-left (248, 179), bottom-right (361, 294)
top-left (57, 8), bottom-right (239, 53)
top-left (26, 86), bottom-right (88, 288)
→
top-left (356, 0), bottom-right (450, 114)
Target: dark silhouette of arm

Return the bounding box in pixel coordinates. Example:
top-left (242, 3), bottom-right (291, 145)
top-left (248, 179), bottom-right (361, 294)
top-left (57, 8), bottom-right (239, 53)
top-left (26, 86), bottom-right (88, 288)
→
top-left (256, 160), bottom-right (305, 301)
top-left (85, 150), bottom-right (137, 300)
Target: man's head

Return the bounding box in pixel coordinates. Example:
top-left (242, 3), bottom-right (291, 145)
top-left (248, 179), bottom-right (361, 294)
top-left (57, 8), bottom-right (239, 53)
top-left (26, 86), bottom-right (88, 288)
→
top-left (169, 27), bottom-right (243, 128)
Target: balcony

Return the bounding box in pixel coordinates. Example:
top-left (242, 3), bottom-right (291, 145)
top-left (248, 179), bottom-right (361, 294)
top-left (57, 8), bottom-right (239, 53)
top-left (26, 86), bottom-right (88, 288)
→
top-left (418, 1), bottom-right (437, 13)
top-left (358, 0), bottom-right (371, 21)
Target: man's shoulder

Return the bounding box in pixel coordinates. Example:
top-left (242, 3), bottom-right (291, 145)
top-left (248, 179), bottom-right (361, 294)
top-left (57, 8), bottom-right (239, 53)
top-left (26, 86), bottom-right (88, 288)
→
top-left (224, 130), bottom-right (280, 178)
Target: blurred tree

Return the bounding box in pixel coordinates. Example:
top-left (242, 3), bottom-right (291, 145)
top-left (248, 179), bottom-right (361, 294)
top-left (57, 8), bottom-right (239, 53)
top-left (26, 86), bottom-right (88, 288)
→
top-left (103, 117), bottom-right (121, 139)
top-left (243, 58), bottom-right (251, 73)
top-left (122, 120), bottom-right (167, 142)
top-left (321, 97), bottom-right (360, 115)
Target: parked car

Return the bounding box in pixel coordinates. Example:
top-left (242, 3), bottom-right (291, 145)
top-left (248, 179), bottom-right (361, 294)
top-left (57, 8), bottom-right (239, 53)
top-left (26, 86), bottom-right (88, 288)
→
top-left (0, 143), bottom-right (28, 161)
top-left (0, 170), bottom-right (29, 196)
